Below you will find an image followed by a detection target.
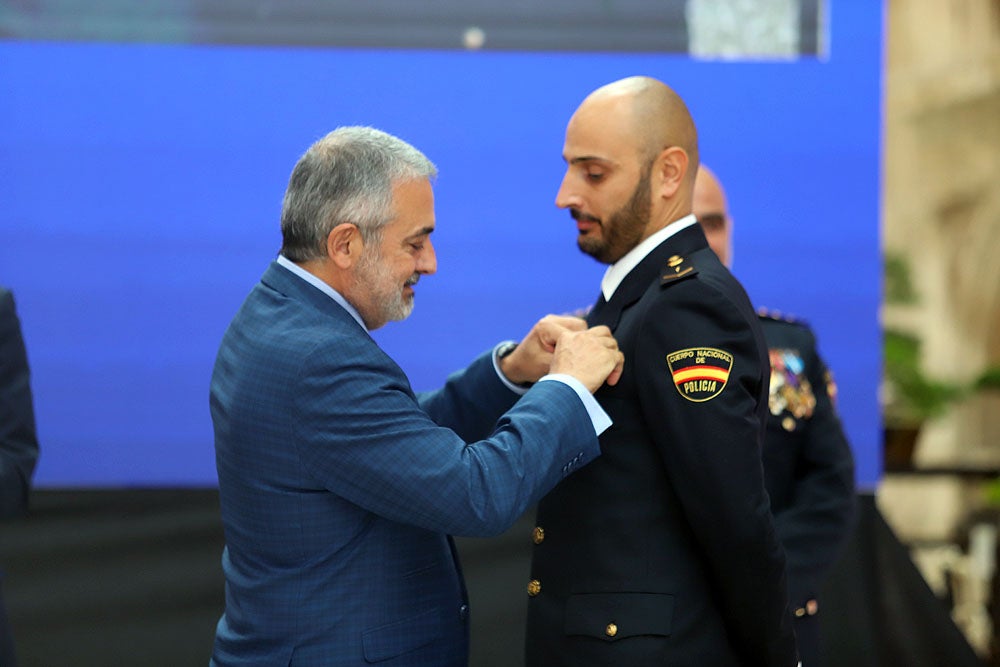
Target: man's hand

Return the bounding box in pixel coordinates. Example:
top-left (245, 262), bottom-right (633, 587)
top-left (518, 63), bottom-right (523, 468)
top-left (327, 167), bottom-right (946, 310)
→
top-left (499, 315), bottom-right (588, 385)
top-left (549, 325), bottom-right (624, 393)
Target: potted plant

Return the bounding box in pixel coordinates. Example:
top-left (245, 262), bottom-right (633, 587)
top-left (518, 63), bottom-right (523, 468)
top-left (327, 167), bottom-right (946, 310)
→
top-left (882, 328), bottom-right (965, 468)
top-left (881, 253), bottom-right (1000, 469)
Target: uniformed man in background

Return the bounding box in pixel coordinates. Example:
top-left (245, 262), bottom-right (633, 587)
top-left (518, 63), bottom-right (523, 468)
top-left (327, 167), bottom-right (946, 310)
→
top-left (695, 164), bottom-right (856, 666)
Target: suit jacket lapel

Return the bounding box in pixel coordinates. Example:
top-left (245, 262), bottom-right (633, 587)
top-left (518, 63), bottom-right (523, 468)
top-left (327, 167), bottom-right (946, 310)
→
top-left (584, 293), bottom-right (609, 327)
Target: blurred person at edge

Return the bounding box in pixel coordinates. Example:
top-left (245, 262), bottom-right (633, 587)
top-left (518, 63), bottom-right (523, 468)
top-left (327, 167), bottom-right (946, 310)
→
top-left (695, 164), bottom-right (856, 667)
top-left (0, 287), bottom-right (40, 667)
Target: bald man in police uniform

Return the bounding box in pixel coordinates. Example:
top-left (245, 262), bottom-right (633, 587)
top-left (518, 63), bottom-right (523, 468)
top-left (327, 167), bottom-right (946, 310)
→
top-left (524, 77), bottom-right (799, 666)
top-left (695, 165), bottom-right (856, 666)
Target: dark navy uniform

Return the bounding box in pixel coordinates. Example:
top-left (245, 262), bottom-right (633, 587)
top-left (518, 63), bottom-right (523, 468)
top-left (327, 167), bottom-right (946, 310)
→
top-left (758, 310), bottom-right (856, 667)
top-left (525, 224), bottom-right (798, 666)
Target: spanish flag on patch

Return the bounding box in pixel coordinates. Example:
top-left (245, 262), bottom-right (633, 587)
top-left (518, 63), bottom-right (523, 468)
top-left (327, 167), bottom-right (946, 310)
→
top-left (666, 347), bottom-right (733, 402)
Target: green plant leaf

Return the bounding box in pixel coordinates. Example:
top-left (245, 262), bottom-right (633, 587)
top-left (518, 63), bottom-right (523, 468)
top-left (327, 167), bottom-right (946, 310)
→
top-left (883, 328), bottom-right (966, 422)
top-left (884, 253), bottom-right (918, 305)
top-left (975, 366), bottom-right (1000, 392)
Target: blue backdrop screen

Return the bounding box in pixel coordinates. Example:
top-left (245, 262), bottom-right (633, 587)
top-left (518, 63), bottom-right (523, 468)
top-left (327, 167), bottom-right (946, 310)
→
top-left (0, 3), bottom-right (883, 488)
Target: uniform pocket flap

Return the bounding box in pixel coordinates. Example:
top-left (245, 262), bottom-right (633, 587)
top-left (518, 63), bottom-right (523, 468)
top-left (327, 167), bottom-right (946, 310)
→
top-left (565, 592), bottom-right (674, 641)
top-left (362, 607), bottom-right (444, 662)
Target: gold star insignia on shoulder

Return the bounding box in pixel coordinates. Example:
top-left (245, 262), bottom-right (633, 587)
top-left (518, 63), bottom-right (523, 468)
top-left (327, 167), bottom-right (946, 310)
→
top-left (661, 254), bottom-right (697, 284)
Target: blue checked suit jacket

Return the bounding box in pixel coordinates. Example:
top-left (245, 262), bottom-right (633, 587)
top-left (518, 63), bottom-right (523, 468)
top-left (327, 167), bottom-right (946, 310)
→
top-left (210, 261), bottom-right (599, 666)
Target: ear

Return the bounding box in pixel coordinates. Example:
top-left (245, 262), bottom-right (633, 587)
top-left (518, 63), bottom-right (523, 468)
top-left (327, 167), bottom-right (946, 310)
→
top-left (655, 146), bottom-right (689, 200)
top-left (326, 223), bottom-right (364, 269)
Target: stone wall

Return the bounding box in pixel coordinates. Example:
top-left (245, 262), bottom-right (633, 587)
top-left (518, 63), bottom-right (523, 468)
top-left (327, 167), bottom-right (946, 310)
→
top-left (879, 0), bottom-right (1000, 657)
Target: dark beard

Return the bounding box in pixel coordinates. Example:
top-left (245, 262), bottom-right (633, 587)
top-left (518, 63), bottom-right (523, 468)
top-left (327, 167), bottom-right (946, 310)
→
top-left (577, 166), bottom-right (652, 265)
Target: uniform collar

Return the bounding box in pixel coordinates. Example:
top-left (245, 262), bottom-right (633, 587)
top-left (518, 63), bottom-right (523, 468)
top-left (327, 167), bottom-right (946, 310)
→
top-left (600, 214), bottom-right (698, 301)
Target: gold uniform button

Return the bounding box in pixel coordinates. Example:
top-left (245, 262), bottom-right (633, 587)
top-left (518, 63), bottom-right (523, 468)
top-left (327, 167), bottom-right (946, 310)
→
top-left (532, 527), bottom-right (545, 544)
top-left (527, 580), bottom-right (541, 596)
top-left (794, 607), bottom-right (806, 617)
top-left (782, 416), bottom-right (796, 431)
top-left (605, 623), bottom-right (618, 637)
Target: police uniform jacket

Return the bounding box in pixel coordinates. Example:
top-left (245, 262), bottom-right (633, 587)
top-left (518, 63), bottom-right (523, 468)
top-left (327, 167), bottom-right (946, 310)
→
top-left (525, 224), bottom-right (798, 666)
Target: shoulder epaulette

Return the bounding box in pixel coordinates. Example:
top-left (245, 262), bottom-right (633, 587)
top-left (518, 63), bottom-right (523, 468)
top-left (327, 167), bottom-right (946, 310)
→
top-left (756, 306), bottom-right (807, 326)
top-left (660, 254), bottom-right (698, 285)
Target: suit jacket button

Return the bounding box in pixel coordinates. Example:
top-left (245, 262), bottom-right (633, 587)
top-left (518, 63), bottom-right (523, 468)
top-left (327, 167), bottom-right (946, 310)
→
top-left (459, 604), bottom-right (469, 620)
top-left (527, 579), bottom-right (541, 596)
top-left (532, 526), bottom-right (545, 544)
top-left (605, 623), bottom-right (618, 637)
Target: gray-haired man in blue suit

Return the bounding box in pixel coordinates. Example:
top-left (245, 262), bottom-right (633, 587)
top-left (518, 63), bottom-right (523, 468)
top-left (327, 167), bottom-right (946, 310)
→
top-left (209, 126), bottom-right (624, 666)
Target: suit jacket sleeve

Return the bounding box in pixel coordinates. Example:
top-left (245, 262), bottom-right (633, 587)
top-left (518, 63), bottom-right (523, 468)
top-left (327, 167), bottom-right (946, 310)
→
top-left (636, 282), bottom-right (796, 666)
top-left (0, 289), bottom-right (39, 517)
top-left (772, 327), bottom-right (856, 603)
top-left (292, 343), bottom-right (599, 538)
top-left (416, 349), bottom-right (521, 442)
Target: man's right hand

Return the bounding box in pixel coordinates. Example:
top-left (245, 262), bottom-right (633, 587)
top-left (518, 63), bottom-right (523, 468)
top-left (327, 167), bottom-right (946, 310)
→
top-left (549, 326), bottom-right (624, 393)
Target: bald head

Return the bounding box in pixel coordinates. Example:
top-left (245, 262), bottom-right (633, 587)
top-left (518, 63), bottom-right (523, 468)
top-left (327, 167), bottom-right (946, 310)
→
top-left (693, 165), bottom-right (732, 267)
top-left (556, 77), bottom-right (700, 262)
top-left (578, 76), bottom-right (699, 183)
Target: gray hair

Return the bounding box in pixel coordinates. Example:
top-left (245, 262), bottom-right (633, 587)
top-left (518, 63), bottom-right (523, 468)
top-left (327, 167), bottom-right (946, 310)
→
top-left (279, 126), bottom-right (438, 262)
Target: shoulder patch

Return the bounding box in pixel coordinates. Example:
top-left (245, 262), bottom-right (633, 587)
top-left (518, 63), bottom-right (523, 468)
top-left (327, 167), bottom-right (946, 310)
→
top-left (667, 347), bottom-right (732, 402)
top-left (660, 254), bottom-right (698, 285)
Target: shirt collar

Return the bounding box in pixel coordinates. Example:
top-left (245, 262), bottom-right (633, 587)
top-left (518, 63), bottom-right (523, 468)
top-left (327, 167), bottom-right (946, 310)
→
top-left (276, 254), bottom-right (368, 332)
top-left (600, 214), bottom-right (698, 301)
